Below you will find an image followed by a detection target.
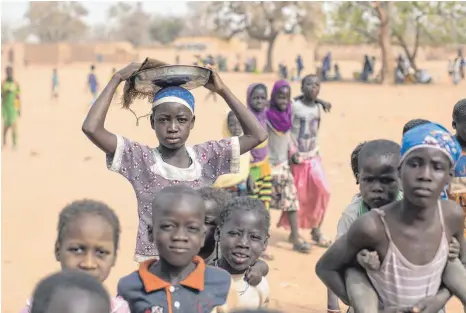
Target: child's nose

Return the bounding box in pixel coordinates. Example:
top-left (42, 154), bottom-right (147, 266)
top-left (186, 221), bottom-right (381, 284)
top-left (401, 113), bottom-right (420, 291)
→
top-left (79, 253), bottom-right (98, 269)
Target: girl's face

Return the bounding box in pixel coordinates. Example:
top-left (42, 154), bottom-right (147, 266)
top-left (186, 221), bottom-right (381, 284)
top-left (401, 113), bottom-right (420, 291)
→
top-left (55, 214), bottom-right (116, 283)
top-left (219, 210), bottom-right (267, 274)
top-left (400, 148), bottom-right (452, 207)
top-left (227, 113), bottom-right (242, 136)
top-left (302, 76), bottom-right (320, 100)
top-left (273, 86), bottom-right (291, 111)
top-left (250, 87), bottom-right (268, 112)
top-left (151, 102), bottom-right (195, 150)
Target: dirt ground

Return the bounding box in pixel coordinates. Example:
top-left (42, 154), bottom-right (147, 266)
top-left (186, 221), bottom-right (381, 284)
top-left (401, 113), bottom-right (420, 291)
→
top-left (2, 62), bottom-right (464, 313)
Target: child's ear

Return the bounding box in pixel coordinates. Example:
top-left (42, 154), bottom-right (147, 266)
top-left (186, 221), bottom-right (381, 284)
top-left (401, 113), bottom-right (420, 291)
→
top-left (201, 225), bottom-right (207, 248)
top-left (263, 235), bottom-right (269, 251)
top-left (190, 115), bottom-right (196, 130)
top-left (54, 241), bottom-right (61, 261)
top-left (453, 121), bottom-right (457, 130)
top-left (150, 114), bottom-right (155, 130)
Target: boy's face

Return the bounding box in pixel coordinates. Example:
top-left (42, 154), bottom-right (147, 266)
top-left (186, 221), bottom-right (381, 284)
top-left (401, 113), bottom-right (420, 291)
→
top-left (154, 196), bottom-right (206, 267)
top-left (151, 102), bottom-right (195, 150)
top-left (199, 199), bottom-right (219, 256)
top-left (55, 214), bottom-right (116, 283)
top-left (359, 155), bottom-right (400, 209)
top-left (400, 148), bottom-right (452, 207)
top-left (273, 86), bottom-right (290, 111)
top-left (302, 76), bottom-right (320, 100)
top-left (453, 119), bottom-right (466, 144)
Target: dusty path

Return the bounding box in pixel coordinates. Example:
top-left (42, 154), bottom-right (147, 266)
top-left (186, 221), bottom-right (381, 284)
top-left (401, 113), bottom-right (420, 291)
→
top-left (2, 65), bottom-right (464, 313)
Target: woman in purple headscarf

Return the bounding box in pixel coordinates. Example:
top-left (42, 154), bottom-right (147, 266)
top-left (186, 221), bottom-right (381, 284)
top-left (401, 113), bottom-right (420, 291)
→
top-left (247, 83), bottom-right (273, 211)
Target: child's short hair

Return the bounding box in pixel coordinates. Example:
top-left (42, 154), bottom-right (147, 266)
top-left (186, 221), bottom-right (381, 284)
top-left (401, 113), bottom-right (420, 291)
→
top-left (358, 139), bottom-right (401, 169)
top-left (30, 270), bottom-right (110, 313)
top-left (198, 187), bottom-right (233, 213)
top-left (453, 99), bottom-right (466, 123)
top-left (218, 197), bottom-right (270, 234)
top-left (57, 199), bottom-right (121, 252)
top-left (152, 185), bottom-right (204, 217)
top-left (350, 142), bottom-right (367, 184)
top-left (402, 118), bottom-right (431, 134)
top-left (301, 74), bottom-right (318, 87)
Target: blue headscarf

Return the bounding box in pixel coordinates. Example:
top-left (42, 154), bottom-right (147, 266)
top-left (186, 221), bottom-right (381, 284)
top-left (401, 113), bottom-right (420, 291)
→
top-left (153, 86), bottom-right (195, 113)
top-left (400, 122), bottom-right (461, 165)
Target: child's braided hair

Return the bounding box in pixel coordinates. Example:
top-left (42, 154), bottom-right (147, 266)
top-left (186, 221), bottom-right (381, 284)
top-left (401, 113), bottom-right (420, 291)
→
top-left (218, 197), bottom-right (270, 233)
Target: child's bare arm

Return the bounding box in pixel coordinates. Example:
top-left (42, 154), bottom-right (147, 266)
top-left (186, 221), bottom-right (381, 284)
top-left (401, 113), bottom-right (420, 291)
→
top-left (207, 71), bottom-right (268, 155)
top-left (245, 259), bottom-right (269, 286)
top-left (82, 63), bottom-right (143, 154)
top-left (345, 267), bottom-right (379, 313)
top-left (440, 201), bottom-right (466, 305)
top-left (316, 213), bottom-right (383, 305)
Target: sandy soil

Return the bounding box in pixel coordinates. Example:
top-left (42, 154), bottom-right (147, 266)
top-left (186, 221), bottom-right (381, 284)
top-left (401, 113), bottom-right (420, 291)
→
top-left (2, 63), bottom-right (464, 313)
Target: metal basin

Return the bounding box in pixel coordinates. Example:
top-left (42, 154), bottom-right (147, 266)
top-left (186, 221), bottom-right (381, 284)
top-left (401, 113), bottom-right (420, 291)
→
top-left (131, 65), bottom-right (212, 94)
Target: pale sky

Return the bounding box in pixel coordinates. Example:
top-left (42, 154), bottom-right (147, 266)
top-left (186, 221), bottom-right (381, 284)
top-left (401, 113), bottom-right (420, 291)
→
top-left (1, 1), bottom-right (189, 27)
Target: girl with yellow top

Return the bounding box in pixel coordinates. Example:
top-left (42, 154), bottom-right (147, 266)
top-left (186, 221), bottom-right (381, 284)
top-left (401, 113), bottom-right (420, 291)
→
top-left (213, 111), bottom-right (252, 196)
top-left (246, 84), bottom-right (273, 210)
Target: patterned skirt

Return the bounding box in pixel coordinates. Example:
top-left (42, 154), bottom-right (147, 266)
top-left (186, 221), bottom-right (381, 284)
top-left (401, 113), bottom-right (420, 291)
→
top-left (250, 161), bottom-right (272, 210)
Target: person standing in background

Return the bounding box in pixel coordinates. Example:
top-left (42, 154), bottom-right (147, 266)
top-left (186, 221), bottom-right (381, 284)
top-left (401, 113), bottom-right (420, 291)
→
top-left (87, 65), bottom-right (99, 106)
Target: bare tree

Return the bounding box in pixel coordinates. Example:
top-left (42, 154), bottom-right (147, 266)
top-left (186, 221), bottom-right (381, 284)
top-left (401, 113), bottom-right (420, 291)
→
top-left (206, 2), bottom-right (320, 73)
top-left (14, 2), bottom-right (88, 42)
top-left (107, 2), bottom-right (151, 47)
top-left (181, 2), bottom-right (216, 36)
top-left (375, 2), bottom-right (395, 85)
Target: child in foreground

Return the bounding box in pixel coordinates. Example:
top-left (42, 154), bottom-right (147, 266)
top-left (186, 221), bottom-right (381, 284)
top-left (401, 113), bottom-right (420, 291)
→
top-left (20, 199), bottom-right (130, 313)
top-left (118, 185), bottom-right (238, 313)
top-left (267, 80), bottom-right (310, 254)
top-left (82, 60), bottom-right (267, 262)
top-left (30, 270), bottom-right (110, 313)
top-left (317, 122), bottom-right (466, 313)
top-left (213, 111), bottom-right (253, 197)
top-left (215, 197), bottom-right (271, 309)
top-left (198, 187), bottom-right (270, 288)
top-left (326, 139), bottom-right (403, 313)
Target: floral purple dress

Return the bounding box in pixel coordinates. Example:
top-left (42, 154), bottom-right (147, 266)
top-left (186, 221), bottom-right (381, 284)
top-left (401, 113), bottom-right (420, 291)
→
top-left (107, 135), bottom-right (240, 262)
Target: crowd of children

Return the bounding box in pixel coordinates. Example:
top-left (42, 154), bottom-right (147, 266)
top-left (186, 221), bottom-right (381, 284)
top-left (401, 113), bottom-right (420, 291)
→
top-left (19, 58), bottom-right (466, 313)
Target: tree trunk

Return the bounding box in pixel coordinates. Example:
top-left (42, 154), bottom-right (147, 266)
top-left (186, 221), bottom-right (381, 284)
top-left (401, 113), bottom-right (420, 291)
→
top-left (377, 2), bottom-right (394, 84)
top-left (264, 33), bottom-right (278, 73)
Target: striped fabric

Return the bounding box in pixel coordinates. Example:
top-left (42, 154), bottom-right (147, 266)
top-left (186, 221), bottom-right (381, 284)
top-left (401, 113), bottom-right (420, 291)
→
top-left (366, 203), bottom-right (448, 309)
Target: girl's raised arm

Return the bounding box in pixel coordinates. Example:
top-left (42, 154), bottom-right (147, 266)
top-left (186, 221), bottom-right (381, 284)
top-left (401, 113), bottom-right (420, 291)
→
top-left (205, 69), bottom-right (268, 155)
top-left (82, 62), bottom-right (141, 155)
